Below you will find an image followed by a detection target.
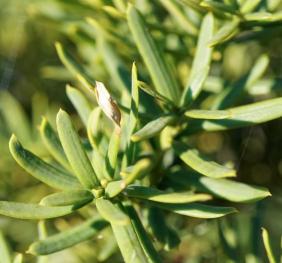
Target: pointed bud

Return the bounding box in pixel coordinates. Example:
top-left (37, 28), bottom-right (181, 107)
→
top-left (95, 81), bottom-right (121, 126)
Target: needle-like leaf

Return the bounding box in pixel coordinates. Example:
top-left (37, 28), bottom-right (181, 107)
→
top-left (0, 231), bottom-right (11, 263)
top-left (151, 202), bottom-right (236, 218)
top-left (187, 97), bottom-right (282, 133)
top-left (168, 169), bottom-right (271, 203)
top-left (66, 85), bottom-right (92, 126)
top-left (0, 91), bottom-right (31, 144)
top-left (95, 198), bottom-right (129, 225)
top-left (56, 109), bottom-right (100, 188)
top-left (9, 135), bottom-right (81, 190)
top-left (185, 109), bottom-right (231, 119)
top-left (125, 185), bottom-right (212, 203)
top-left (40, 190), bottom-right (94, 206)
top-left (174, 142), bottom-right (236, 178)
top-left (127, 5), bottom-right (180, 105)
top-left (0, 201), bottom-right (78, 220)
top-left (181, 13), bottom-right (214, 106)
top-left (131, 115), bottom-right (176, 142)
top-left (28, 217), bottom-right (108, 255)
top-left (261, 228), bottom-right (277, 263)
top-left (39, 118), bottom-right (71, 172)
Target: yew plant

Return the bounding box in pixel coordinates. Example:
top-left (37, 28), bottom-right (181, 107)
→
top-left (1, 0), bottom-right (282, 262)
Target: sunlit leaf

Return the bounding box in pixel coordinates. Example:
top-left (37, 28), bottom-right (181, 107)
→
top-left (127, 4), bottom-right (180, 105)
top-left (39, 118), bottom-right (71, 172)
top-left (174, 142), bottom-right (236, 178)
top-left (66, 85), bottom-right (92, 126)
top-left (125, 185), bottom-right (212, 203)
top-left (131, 115), bottom-right (176, 142)
top-left (181, 13), bottom-right (214, 106)
top-left (152, 202), bottom-right (236, 218)
top-left (56, 109), bottom-right (100, 188)
top-left (208, 19), bottom-right (240, 47)
top-left (159, 0), bottom-right (198, 36)
top-left (9, 135), bottom-right (81, 190)
top-left (187, 97), bottom-right (282, 133)
top-left (169, 168), bottom-right (271, 202)
top-left (0, 201), bottom-right (78, 220)
top-left (28, 217), bottom-right (108, 255)
top-left (185, 109), bottom-right (231, 119)
top-left (95, 198), bottom-right (129, 225)
top-left (261, 228), bottom-right (277, 263)
top-left (0, 231), bottom-right (11, 263)
top-left (0, 91), bottom-right (31, 144)
top-left (40, 190), bottom-right (94, 206)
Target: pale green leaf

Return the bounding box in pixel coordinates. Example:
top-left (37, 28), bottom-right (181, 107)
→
top-left (97, 33), bottom-right (131, 96)
top-left (185, 109), bottom-right (231, 119)
top-left (168, 168), bottom-right (271, 202)
top-left (240, 0), bottom-right (261, 13)
top-left (125, 185), bottom-right (212, 203)
top-left (262, 228), bottom-right (277, 263)
top-left (106, 159), bottom-right (152, 198)
top-left (39, 118), bottom-right (71, 172)
top-left (40, 190), bottom-right (94, 206)
top-left (55, 42), bottom-right (93, 87)
top-left (181, 66), bottom-right (210, 107)
top-left (0, 91), bottom-right (31, 144)
top-left (0, 231), bottom-right (11, 263)
top-left (87, 107), bottom-right (102, 151)
top-left (0, 201), bottom-right (78, 220)
top-left (208, 19), bottom-right (240, 47)
top-left (201, 0), bottom-right (239, 15)
top-left (174, 142), bottom-right (236, 178)
top-left (105, 126), bottom-right (121, 178)
top-left (9, 135), bottom-right (81, 190)
top-left (123, 63), bottom-right (139, 167)
top-left (127, 5), bottom-right (180, 105)
top-left (181, 13), bottom-right (214, 106)
top-left (28, 217), bottom-right (108, 255)
top-left (95, 198), bottom-right (129, 225)
top-left (12, 254), bottom-right (23, 263)
top-left (152, 202), bottom-right (236, 218)
top-left (159, 0), bottom-right (198, 36)
top-left (66, 85), bottom-right (92, 126)
top-left (131, 115), bottom-right (176, 142)
top-left (56, 109), bottom-right (100, 188)
top-left (188, 97), bottom-right (282, 133)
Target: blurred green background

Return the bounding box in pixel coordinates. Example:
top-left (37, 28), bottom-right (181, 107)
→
top-left (0, 0), bottom-right (282, 262)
